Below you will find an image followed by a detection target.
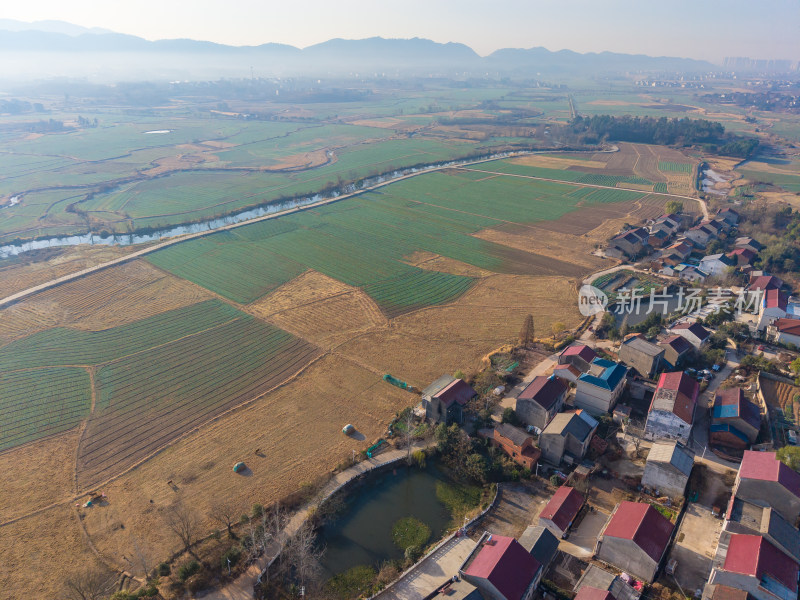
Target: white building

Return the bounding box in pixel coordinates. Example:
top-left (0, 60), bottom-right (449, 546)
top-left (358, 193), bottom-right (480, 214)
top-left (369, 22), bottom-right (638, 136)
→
top-left (574, 358), bottom-right (628, 416)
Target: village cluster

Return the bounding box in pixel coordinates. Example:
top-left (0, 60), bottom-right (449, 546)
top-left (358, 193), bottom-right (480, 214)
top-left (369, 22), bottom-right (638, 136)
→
top-left (399, 204), bottom-right (800, 600)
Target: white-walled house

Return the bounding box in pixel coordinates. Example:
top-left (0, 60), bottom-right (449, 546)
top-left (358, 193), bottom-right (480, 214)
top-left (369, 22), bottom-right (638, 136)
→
top-left (574, 358), bottom-right (628, 416)
top-left (644, 372), bottom-right (699, 445)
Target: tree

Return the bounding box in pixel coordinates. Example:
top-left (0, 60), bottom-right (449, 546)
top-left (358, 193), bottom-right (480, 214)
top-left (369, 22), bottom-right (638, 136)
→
top-left (790, 357), bottom-right (800, 375)
top-left (163, 500), bottom-right (200, 555)
top-left (210, 500), bottom-right (238, 538)
top-left (465, 453), bottom-right (488, 484)
top-left (281, 522), bottom-right (324, 590)
top-left (551, 322), bottom-right (566, 337)
top-left (62, 567), bottom-right (116, 600)
top-left (665, 200), bottom-right (683, 215)
top-left (777, 446), bottom-right (800, 472)
top-left (519, 314), bottom-right (536, 347)
top-left (502, 407), bottom-right (520, 426)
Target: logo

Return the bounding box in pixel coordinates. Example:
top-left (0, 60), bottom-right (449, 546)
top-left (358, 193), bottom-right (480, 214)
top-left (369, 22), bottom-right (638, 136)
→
top-left (578, 284), bottom-right (608, 317)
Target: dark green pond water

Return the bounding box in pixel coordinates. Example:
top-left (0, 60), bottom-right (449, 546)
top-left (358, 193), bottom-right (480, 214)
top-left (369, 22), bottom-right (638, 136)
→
top-left (318, 464), bottom-right (454, 578)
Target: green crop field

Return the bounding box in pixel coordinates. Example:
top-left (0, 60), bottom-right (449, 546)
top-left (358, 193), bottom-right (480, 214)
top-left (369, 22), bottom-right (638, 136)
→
top-left (147, 168), bottom-right (645, 312)
top-left (475, 159), bottom-right (655, 188)
top-left (658, 161), bottom-right (692, 173)
top-left (0, 298), bottom-right (319, 479)
top-left (654, 182), bottom-right (669, 193)
top-left (738, 168), bottom-right (800, 193)
top-left (0, 367), bottom-right (92, 451)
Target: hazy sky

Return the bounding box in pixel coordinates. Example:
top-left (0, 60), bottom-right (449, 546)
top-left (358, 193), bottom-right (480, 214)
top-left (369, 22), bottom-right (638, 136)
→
top-left (3, 0), bottom-right (798, 62)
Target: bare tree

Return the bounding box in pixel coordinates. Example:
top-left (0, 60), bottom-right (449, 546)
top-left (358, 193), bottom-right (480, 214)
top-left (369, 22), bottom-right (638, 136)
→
top-left (130, 535), bottom-right (152, 581)
top-left (163, 500), bottom-right (199, 554)
top-left (282, 522), bottom-right (324, 590)
top-left (210, 500), bottom-right (237, 538)
top-left (259, 504), bottom-right (287, 584)
top-left (63, 567), bottom-right (116, 600)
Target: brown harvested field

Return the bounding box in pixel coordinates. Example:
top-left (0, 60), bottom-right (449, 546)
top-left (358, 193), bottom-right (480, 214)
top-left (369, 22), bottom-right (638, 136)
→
top-left (505, 155), bottom-right (608, 170)
top-left (410, 252), bottom-right (495, 278)
top-left (474, 225), bottom-right (608, 270)
top-left (532, 198), bottom-right (642, 236)
top-left (350, 117), bottom-right (405, 129)
top-left (260, 291), bottom-right (385, 349)
top-left (0, 430), bottom-right (80, 523)
top-left (631, 144), bottom-right (668, 183)
top-left (247, 269), bottom-right (354, 315)
top-left (0, 244), bottom-right (146, 299)
top-left (605, 142), bottom-right (639, 173)
top-left (337, 274), bottom-right (581, 387)
top-left (0, 505), bottom-right (106, 600)
top-left (261, 149), bottom-right (330, 171)
top-left (79, 353), bottom-right (412, 571)
top-left (758, 376), bottom-right (800, 423)
top-left (584, 193), bottom-right (700, 242)
top-left (0, 260), bottom-right (214, 345)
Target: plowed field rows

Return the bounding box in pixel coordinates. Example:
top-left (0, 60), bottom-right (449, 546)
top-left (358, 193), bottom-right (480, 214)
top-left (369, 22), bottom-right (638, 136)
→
top-left (78, 315), bottom-right (320, 487)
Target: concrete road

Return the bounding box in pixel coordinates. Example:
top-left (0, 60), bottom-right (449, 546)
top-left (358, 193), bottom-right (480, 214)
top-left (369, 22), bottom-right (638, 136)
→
top-left (374, 536), bottom-right (476, 600)
top-left (668, 503), bottom-right (723, 592)
top-left (560, 510), bottom-right (609, 558)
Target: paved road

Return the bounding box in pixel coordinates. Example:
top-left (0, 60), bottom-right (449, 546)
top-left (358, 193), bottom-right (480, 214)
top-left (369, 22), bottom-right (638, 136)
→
top-left (690, 346), bottom-right (741, 471)
top-left (373, 536), bottom-right (476, 600)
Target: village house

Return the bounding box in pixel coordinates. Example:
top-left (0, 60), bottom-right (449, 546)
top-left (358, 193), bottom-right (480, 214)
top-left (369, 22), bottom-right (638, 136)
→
top-left (421, 375), bottom-right (477, 425)
top-left (552, 363), bottom-right (582, 384)
top-left (518, 526), bottom-right (560, 575)
top-left (717, 208), bottom-right (740, 227)
top-left (734, 451), bottom-right (800, 524)
top-left (644, 371), bottom-right (699, 444)
top-left (641, 440), bottom-right (695, 499)
top-left (711, 388), bottom-right (761, 448)
top-left (724, 496), bottom-right (800, 563)
top-left (596, 501), bottom-right (675, 583)
top-left (538, 409), bottom-right (598, 465)
top-left (756, 288), bottom-right (789, 331)
top-left (515, 375), bottom-right (568, 431)
top-left (648, 228), bottom-right (670, 249)
top-left (750, 274), bottom-right (784, 293)
top-left (700, 253), bottom-right (736, 277)
top-left (736, 236), bottom-right (766, 254)
top-left (459, 533), bottom-right (543, 600)
top-left (618, 334), bottom-right (664, 378)
top-left (559, 344), bottom-right (599, 373)
top-left (574, 565), bottom-right (641, 600)
top-left (538, 485), bottom-right (585, 538)
top-left (654, 251), bottom-right (684, 274)
top-left (665, 240), bottom-right (693, 261)
top-left (574, 358), bottom-right (628, 416)
top-left (608, 227), bottom-right (650, 257)
top-left (651, 213), bottom-right (682, 237)
top-left (670, 321), bottom-right (711, 348)
top-left (767, 318), bottom-right (800, 347)
top-left (673, 263), bottom-right (708, 282)
top-left (728, 247), bottom-right (757, 267)
top-left (658, 334), bottom-right (693, 369)
top-left (707, 534), bottom-right (799, 600)
top-left (483, 423), bottom-right (541, 470)
top-left (685, 221), bottom-right (719, 248)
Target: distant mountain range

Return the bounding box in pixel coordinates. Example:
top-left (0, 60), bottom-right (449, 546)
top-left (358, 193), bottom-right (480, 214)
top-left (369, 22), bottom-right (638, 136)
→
top-left (0, 19), bottom-right (719, 80)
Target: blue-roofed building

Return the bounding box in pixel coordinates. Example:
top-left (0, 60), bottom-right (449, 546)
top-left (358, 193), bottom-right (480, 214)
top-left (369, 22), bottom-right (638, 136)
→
top-left (711, 388), bottom-right (761, 448)
top-left (575, 358), bottom-right (629, 416)
top-left (710, 423), bottom-right (751, 450)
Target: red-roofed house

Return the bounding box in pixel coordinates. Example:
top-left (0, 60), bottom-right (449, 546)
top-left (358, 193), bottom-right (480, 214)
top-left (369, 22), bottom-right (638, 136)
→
top-left (596, 501), bottom-right (675, 582)
top-left (658, 335), bottom-right (693, 369)
top-left (767, 318), bottom-right (800, 347)
top-left (708, 534), bottom-right (799, 600)
top-left (575, 588), bottom-right (615, 600)
top-left (757, 289), bottom-right (789, 331)
top-left (559, 344), bottom-right (598, 373)
top-left (538, 486), bottom-right (585, 538)
top-left (644, 372), bottom-right (699, 444)
top-left (735, 451), bottom-right (800, 524)
top-left (460, 533), bottom-right (542, 600)
top-left (750, 274), bottom-right (783, 293)
top-left (516, 376), bottom-right (568, 431)
top-left (670, 322), bottom-right (711, 348)
top-left (421, 375), bottom-right (477, 425)
top-left (728, 247), bottom-right (757, 267)
top-left (553, 363), bottom-right (582, 384)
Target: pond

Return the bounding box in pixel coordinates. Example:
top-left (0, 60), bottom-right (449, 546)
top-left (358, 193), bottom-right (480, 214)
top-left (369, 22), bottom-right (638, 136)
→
top-left (317, 463), bottom-right (460, 579)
